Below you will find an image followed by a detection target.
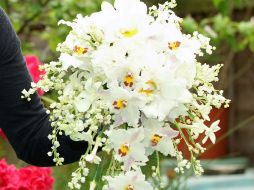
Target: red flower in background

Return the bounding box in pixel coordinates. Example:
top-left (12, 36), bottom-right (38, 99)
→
top-left (0, 159), bottom-right (19, 190)
top-left (18, 166), bottom-right (54, 190)
top-left (25, 55), bottom-right (45, 96)
top-left (0, 159), bottom-right (54, 190)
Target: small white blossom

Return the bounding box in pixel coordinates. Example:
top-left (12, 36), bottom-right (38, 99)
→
top-left (202, 120), bottom-right (220, 144)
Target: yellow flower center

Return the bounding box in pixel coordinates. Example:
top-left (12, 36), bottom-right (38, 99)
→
top-left (139, 80), bottom-right (157, 96)
top-left (124, 72), bottom-right (134, 87)
top-left (118, 143), bottom-right (130, 157)
top-left (121, 28), bottom-right (139, 38)
top-left (113, 99), bottom-right (127, 110)
top-left (125, 185), bottom-right (134, 190)
top-left (73, 45), bottom-right (88, 55)
top-left (151, 134), bottom-right (162, 146)
top-left (168, 41), bottom-right (181, 50)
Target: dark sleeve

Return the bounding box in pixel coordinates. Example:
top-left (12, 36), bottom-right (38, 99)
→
top-left (0, 8), bottom-right (87, 167)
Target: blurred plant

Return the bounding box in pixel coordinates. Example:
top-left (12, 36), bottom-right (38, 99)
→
top-left (182, 0), bottom-right (254, 90)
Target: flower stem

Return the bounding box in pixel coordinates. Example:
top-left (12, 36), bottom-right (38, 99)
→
top-left (174, 122), bottom-right (192, 149)
top-left (41, 96), bottom-right (55, 104)
top-left (106, 153), bottom-right (114, 176)
top-left (156, 151), bottom-right (161, 181)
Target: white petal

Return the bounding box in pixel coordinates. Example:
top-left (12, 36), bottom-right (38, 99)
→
top-left (75, 98), bottom-right (91, 112)
top-left (156, 139), bottom-right (175, 156)
top-left (59, 53), bottom-right (89, 70)
top-left (202, 136), bottom-right (208, 144)
top-left (209, 133), bottom-right (216, 144)
top-left (101, 1), bottom-right (115, 11)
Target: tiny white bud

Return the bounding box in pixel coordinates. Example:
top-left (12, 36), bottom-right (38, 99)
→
top-left (47, 152), bottom-right (52, 157)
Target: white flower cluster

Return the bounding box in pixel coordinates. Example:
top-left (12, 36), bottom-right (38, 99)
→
top-left (22, 0), bottom-right (230, 189)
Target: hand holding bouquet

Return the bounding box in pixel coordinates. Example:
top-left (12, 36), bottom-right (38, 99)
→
top-left (22, 0), bottom-right (230, 189)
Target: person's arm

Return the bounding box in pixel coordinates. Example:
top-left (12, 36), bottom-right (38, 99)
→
top-left (0, 8), bottom-right (87, 167)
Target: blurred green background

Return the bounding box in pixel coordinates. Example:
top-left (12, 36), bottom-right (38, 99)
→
top-left (0, 0), bottom-right (254, 189)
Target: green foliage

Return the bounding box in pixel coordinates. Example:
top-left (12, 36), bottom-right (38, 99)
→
top-left (212, 0), bottom-right (231, 16)
top-left (181, 16), bottom-right (199, 34)
top-left (212, 0), bottom-right (252, 15)
top-left (182, 2), bottom-right (254, 53)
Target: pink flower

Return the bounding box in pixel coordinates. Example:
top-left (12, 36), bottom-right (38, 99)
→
top-left (25, 55), bottom-right (45, 96)
top-left (18, 166), bottom-right (54, 190)
top-left (0, 159), bottom-right (54, 190)
top-left (0, 159), bottom-right (19, 190)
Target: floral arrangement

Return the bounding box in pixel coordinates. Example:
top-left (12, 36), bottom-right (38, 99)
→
top-left (0, 159), bottom-right (54, 190)
top-left (22, 0), bottom-right (230, 189)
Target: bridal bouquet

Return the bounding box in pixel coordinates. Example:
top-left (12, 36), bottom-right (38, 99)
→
top-left (22, 0), bottom-right (230, 189)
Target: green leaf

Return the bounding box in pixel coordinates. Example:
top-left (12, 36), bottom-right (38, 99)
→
top-left (212, 0), bottom-right (230, 16)
top-left (234, 0), bottom-right (242, 7)
top-left (182, 16), bottom-right (199, 33)
top-left (249, 36), bottom-right (254, 52)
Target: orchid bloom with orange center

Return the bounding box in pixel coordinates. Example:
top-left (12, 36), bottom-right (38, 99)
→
top-left (107, 128), bottom-right (148, 171)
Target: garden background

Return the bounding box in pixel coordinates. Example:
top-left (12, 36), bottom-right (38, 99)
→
top-left (0, 0), bottom-right (254, 189)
